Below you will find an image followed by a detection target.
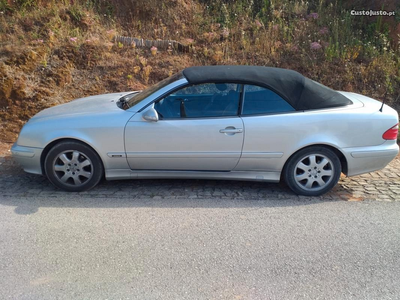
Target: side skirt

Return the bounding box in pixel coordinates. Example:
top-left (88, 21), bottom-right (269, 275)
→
top-left (105, 169), bottom-right (281, 182)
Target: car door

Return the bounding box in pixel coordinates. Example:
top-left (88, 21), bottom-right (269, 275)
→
top-left (124, 83), bottom-right (244, 171)
top-left (235, 84), bottom-right (296, 172)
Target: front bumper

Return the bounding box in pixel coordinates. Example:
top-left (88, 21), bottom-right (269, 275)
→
top-left (342, 141), bottom-right (399, 176)
top-left (11, 143), bottom-right (43, 175)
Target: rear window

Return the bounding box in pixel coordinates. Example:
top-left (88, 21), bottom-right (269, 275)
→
top-left (242, 85), bottom-right (295, 115)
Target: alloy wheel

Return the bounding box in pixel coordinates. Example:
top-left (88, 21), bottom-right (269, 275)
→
top-left (293, 154), bottom-right (334, 192)
top-left (52, 150), bottom-right (93, 187)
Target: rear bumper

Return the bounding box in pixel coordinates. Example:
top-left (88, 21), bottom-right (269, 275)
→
top-left (11, 143), bottom-right (43, 175)
top-left (342, 141), bottom-right (399, 176)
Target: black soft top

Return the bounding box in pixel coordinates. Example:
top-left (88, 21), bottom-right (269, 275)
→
top-left (182, 66), bottom-right (351, 110)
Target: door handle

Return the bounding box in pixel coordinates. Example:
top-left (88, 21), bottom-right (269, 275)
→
top-left (219, 128), bottom-right (243, 134)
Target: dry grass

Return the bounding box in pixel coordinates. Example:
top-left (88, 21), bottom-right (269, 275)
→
top-left (0, 0), bottom-right (399, 142)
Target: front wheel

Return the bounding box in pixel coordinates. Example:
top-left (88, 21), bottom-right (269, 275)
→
top-left (44, 141), bottom-right (104, 192)
top-left (283, 147), bottom-right (341, 196)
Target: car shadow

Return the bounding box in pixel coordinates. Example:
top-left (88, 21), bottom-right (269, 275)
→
top-left (0, 155), bottom-right (353, 215)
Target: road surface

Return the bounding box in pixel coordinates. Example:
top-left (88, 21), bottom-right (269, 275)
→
top-left (1, 155), bottom-right (400, 299)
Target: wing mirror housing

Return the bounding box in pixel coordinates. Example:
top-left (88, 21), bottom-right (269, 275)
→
top-left (142, 107), bottom-right (159, 122)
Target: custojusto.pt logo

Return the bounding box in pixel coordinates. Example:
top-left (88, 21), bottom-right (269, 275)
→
top-left (350, 10), bottom-right (396, 17)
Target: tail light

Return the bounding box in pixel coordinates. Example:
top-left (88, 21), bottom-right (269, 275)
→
top-left (382, 123), bottom-right (399, 140)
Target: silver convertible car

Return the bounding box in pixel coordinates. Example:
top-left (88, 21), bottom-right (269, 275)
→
top-left (12, 66), bottom-right (399, 196)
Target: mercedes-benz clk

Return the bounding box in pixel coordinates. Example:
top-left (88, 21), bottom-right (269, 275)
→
top-left (12, 65), bottom-right (399, 196)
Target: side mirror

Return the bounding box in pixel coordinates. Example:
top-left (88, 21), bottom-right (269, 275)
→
top-left (142, 107), bottom-right (159, 122)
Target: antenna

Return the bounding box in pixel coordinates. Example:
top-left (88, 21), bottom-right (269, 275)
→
top-left (379, 99), bottom-right (385, 112)
top-left (381, 94), bottom-right (400, 112)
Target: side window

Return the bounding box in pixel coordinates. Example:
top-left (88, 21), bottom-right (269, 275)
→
top-left (242, 85), bottom-right (295, 115)
top-left (155, 83), bottom-right (240, 119)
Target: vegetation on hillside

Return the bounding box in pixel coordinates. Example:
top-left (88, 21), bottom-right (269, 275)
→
top-left (0, 0), bottom-right (399, 142)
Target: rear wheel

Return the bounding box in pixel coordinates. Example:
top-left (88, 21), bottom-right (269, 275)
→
top-left (44, 141), bottom-right (104, 192)
top-left (284, 147), bottom-right (341, 196)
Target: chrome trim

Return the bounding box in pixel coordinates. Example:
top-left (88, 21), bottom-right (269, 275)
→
top-left (134, 170), bottom-right (281, 182)
top-left (105, 169), bottom-right (134, 180)
top-left (11, 145), bottom-right (37, 158)
top-left (107, 152), bottom-right (127, 158)
top-left (219, 128), bottom-right (243, 134)
top-left (126, 152), bottom-right (242, 158)
top-left (241, 152), bottom-right (284, 158)
top-left (351, 149), bottom-right (398, 158)
top-left (105, 169), bottom-right (280, 182)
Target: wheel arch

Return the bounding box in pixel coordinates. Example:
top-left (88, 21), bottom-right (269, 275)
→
top-left (282, 144), bottom-right (348, 178)
top-left (40, 138), bottom-right (105, 176)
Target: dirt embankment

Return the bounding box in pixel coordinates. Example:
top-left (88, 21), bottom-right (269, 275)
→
top-left (1, 0), bottom-right (399, 148)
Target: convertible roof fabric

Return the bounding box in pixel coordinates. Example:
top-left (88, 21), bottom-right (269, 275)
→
top-left (182, 66), bottom-right (352, 110)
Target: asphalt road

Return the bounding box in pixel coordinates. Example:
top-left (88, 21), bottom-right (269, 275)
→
top-left (1, 195), bottom-right (400, 300)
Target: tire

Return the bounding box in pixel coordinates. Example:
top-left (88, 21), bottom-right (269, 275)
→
top-left (44, 141), bottom-right (104, 192)
top-left (283, 146), bottom-right (341, 196)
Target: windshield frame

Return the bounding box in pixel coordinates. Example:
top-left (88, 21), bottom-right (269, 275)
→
top-left (126, 72), bottom-right (184, 110)
top-left (128, 79), bottom-right (188, 112)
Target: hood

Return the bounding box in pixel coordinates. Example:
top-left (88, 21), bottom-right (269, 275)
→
top-left (30, 92), bottom-right (135, 121)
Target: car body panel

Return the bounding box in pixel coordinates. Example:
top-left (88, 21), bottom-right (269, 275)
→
top-left (234, 94), bottom-right (397, 173)
top-left (11, 144), bottom-right (43, 175)
top-left (15, 93), bottom-right (135, 174)
top-left (341, 140), bottom-right (399, 176)
top-left (125, 105), bottom-right (244, 171)
top-left (133, 170), bottom-right (280, 182)
top-left (30, 92), bottom-right (132, 121)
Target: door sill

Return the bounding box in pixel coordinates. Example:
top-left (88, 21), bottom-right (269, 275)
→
top-left (106, 169), bottom-right (280, 182)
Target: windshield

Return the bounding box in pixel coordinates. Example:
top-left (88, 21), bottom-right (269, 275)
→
top-left (126, 71), bottom-right (184, 109)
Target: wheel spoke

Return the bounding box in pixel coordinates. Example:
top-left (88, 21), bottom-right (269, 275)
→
top-left (318, 158), bottom-right (329, 169)
top-left (79, 159), bottom-right (91, 168)
top-left (59, 153), bottom-right (70, 164)
top-left (72, 176), bottom-right (82, 185)
top-left (72, 151), bottom-right (80, 162)
top-left (316, 177), bottom-right (326, 187)
top-left (54, 164), bottom-right (66, 172)
top-left (320, 169), bottom-right (333, 176)
top-left (80, 171), bottom-right (92, 179)
top-left (308, 155), bottom-right (317, 167)
top-left (296, 173), bottom-right (309, 181)
top-left (305, 178), bottom-right (314, 189)
top-left (297, 162), bottom-right (310, 172)
top-left (60, 173), bottom-right (71, 183)
top-left (297, 162), bottom-right (309, 172)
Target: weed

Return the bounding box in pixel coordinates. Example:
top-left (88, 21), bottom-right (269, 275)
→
top-left (142, 65), bottom-right (152, 84)
top-left (67, 6), bottom-right (85, 23)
